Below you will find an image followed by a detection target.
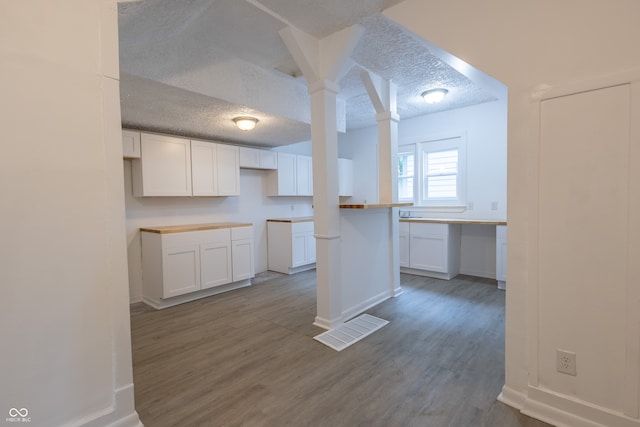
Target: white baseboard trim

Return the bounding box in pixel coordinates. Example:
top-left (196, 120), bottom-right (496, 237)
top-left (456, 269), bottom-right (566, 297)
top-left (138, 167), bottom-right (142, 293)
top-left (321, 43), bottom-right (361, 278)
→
top-left (522, 386), bottom-right (640, 427)
top-left (67, 383), bottom-right (142, 427)
top-left (142, 279), bottom-right (252, 309)
top-left (498, 385), bottom-right (527, 410)
top-left (400, 267), bottom-right (455, 280)
top-left (341, 290), bottom-right (391, 322)
top-left (287, 263), bottom-right (316, 274)
top-left (129, 295), bottom-right (143, 305)
top-left (499, 383), bottom-right (640, 427)
top-left (459, 267), bottom-right (496, 280)
top-left (313, 315), bottom-right (342, 330)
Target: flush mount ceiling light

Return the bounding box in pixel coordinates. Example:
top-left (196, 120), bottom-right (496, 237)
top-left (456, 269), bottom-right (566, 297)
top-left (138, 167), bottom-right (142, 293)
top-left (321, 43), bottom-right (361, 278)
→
top-left (421, 88), bottom-right (448, 104)
top-left (233, 116), bottom-right (258, 131)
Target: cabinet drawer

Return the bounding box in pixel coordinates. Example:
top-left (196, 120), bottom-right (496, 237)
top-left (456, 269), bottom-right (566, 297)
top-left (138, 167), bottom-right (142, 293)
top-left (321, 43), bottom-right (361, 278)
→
top-left (231, 226), bottom-right (253, 241)
top-left (291, 221), bottom-right (314, 234)
top-left (409, 222), bottom-right (449, 236)
top-left (199, 228), bottom-right (231, 244)
top-left (399, 222), bottom-right (409, 235)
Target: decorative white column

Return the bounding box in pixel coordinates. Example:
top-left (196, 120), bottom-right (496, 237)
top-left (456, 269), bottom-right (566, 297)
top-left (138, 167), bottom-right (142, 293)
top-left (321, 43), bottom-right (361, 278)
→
top-left (280, 25), bottom-right (364, 329)
top-left (361, 71), bottom-right (402, 296)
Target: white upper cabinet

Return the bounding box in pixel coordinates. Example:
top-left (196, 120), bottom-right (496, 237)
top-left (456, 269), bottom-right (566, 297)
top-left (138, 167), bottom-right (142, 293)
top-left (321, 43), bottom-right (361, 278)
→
top-left (295, 155), bottom-right (313, 196)
top-left (239, 147), bottom-right (277, 170)
top-left (122, 129), bottom-right (141, 158)
top-left (132, 133), bottom-right (239, 197)
top-left (191, 140), bottom-right (218, 196)
top-left (267, 153), bottom-right (312, 196)
top-left (268, 152), bottom-right (297, 196)
top-left (216, 144), bottom-right (240, 196)
top-left (132, 133), bottom-right (192, 197)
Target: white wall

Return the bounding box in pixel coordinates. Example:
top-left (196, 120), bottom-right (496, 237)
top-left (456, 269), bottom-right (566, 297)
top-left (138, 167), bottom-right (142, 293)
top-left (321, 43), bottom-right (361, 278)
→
top-left (339, 100), bottom-right (507, 219)
top-left (386, 1), bottom-right (640, 426)
top-left (339, 100), bottom-right (507, 278)
top-left (0, 1), bottom-right (140, 426)
top-left (124, 141), bottom-right (314, 303)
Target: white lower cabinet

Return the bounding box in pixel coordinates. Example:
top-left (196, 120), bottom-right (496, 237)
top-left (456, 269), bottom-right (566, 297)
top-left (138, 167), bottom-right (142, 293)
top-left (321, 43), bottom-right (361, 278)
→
top-left (122, 129), bottom-right (141, 158)
top-left (399, 222), bottom-right (410, 268)
top-left (267, 220), bottom-right (315, 274)
top-left (401, 221), bottom-right (461, 280)
top-left (141, 224), bottom-right (253, 308)
top-left (231, 226), bottom-right (255, 281)
top-left (496, 225), bottom-right (507, 290)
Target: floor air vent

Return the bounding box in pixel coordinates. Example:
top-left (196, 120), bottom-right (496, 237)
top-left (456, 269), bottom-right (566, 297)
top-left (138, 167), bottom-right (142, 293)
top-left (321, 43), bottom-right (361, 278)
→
top-left (314, 314), bottom-right (389, 351)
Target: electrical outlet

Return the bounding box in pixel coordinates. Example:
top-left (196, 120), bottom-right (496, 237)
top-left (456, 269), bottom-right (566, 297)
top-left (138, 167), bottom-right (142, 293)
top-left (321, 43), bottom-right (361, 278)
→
top-left (556, 349), bottom-right (577, 376)
top-left (467, 202), bottom-right (474, 211)
top-left (491, 201), bottom-right (498, 211)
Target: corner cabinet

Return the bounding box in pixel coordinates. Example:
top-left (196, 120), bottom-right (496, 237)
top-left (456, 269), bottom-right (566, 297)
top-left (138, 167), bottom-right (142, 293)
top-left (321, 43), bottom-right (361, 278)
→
top-left (267, 219), bottom-right (315, 274)
top-left (140, 223), bottom-right (254, 309)
top-left (131, 132), bottom-right (239, 197)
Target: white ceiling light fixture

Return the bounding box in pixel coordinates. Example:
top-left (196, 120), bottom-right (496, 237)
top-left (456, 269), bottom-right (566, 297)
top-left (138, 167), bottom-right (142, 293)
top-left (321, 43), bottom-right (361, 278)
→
top-left (421, 88), bottom-right (448, 104)
top-left (233, 116), bottom-right (259, 131)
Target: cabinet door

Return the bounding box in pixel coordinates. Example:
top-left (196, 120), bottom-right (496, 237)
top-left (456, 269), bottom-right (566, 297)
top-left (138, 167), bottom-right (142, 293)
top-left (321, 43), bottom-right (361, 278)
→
top-left (162, 244), bottom-right (200, 298)
top-left (276, 153), bottom-right (297, 195)
top-left (239, 147), bottom-right (260, 168)
top-left (305, 231), bottom-right (316, 264)
top-left (291, 232), bottom-right (307, 267)
top-left (216, 144), bottom-right (240, 196)
top-left (259, 150), bottom-right (278, 169)
top-left (399, 223), bottom-right (410, 268)
top-left (122, 130), bottom-right (141, 158)
top-left (296, 155), bottom-right (313, 196)
top-left (191, 140), bottom-right (217, 196)
top-left (200, 240), bottom-right (232, 289)
top-left (496, 226), bottom-right (507, 282)
top-left (409, 234), bottom-right (448, 272)
top-left (232, 239), bottom-right (254, 281)
top-left (135, 133), bottom-right (192, 196)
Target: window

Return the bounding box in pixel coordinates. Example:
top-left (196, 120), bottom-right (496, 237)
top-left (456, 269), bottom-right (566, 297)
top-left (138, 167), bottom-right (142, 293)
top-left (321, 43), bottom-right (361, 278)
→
top-left (397, 150), bottom-right (415, 202)
top-left (424, 148), bottom-right (458, 200)
top-left (398, 132), bottom-right (466, 209)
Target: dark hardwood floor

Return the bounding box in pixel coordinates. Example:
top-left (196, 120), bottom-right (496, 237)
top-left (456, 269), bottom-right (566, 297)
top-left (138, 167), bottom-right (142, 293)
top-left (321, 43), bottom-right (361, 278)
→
top-left (130, 271), bottom-right (551, 427)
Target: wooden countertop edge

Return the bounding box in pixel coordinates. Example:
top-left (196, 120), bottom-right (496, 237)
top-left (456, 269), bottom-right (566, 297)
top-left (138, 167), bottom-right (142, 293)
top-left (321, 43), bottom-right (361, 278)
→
top-left (340, 202), bottom-right (414, 209)
top-left (400, 218), bottom-right (507, 225)
top-left (267, 217), bottom-right (314, 223)
top-left (140, 222), bottom-right (253, 234)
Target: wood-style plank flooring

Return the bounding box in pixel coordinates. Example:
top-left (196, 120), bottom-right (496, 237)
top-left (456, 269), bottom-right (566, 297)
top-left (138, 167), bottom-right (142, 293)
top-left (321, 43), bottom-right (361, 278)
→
top-left (130, 271), bottom-right (551, 427)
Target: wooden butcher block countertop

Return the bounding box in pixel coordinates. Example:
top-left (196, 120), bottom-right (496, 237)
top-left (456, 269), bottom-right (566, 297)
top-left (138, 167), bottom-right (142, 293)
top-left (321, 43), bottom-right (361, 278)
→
top-left (339, 202), bottom-right (414, 209)
top-left (400, 218), bottom-right (507, 226)
top-left (267, 217), bottom-right (314, 223)
top-left (140, 222), bottom-right (253, 234)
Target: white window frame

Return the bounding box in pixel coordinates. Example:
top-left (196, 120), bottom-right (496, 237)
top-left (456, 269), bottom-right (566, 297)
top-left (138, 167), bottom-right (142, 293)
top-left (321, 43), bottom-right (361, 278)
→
top-left (398, 131), bottom-right (467, 211)
top-left (397, 145), bottom-right (416, 203)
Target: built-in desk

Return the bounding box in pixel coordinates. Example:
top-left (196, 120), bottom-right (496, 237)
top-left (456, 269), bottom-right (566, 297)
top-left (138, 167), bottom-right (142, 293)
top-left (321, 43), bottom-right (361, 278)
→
top-left (399, 218), bottom-right (507, 289)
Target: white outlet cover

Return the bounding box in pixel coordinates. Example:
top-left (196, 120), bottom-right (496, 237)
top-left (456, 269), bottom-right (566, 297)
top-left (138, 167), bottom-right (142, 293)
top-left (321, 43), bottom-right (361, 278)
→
top-left (556, 349), bottom-right (577, 376)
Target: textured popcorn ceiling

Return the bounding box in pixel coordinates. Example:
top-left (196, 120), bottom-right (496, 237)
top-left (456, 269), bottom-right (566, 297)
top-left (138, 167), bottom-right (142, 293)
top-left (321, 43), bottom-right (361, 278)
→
top-left (118, 0), bottom-right (503, 146)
